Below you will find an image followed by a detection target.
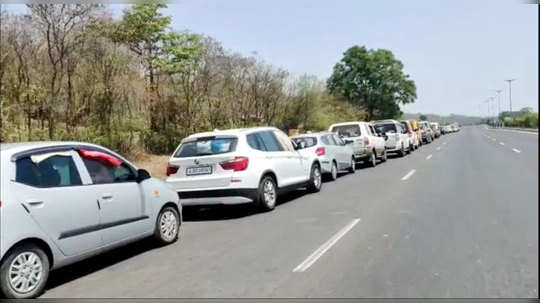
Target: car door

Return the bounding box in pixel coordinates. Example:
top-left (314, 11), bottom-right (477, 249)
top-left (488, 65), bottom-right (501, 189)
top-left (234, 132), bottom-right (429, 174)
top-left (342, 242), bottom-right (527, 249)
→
top-left (78, 148), bottom-right (151, 245)
top-left (331, 134), bottom-right (348, 169)
top-left (272, 130), bottom-right (308, 185)
top-left (11, 149), bottom-right (102, 256)
top-left (322, 134), bottom-right (339, 167)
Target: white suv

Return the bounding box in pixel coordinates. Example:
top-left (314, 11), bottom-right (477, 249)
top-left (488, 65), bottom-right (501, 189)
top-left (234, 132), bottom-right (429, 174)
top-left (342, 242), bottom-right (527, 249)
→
top-left (372, 119), bottom-right (411, 157)
top-left (328, 121), bottom-right (386, 167)
top-left (0, 142), bottom-right (181, 298)
top-left (165, 127), bottom-right (322, 211)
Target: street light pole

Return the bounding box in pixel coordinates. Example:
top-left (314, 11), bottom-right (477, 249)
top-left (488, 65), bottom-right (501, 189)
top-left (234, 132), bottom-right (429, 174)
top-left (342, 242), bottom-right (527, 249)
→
top-left (505, 79), bottom-right (516, 112)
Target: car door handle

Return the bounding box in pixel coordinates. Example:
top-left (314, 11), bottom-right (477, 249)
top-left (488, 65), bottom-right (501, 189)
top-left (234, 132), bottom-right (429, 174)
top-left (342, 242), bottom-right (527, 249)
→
top-left (101, 194), bottom-right (113, 200)
top-left (24, 199), bottom-right (44, 207)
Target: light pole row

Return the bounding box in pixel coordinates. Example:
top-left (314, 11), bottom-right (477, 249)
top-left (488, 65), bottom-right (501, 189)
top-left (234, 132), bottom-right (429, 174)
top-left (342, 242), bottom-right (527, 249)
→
top-left (483, 79), bottom-right (516, 128)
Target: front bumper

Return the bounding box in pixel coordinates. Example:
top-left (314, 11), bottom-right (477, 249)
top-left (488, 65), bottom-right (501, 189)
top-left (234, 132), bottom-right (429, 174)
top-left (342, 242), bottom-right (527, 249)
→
top-left (178, 188), bottom-right (258, 206)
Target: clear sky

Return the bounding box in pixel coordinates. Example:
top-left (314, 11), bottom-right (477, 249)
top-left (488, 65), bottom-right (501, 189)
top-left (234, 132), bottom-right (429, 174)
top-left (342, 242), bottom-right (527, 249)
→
top-left (3, 0), bottom-right (538, 116)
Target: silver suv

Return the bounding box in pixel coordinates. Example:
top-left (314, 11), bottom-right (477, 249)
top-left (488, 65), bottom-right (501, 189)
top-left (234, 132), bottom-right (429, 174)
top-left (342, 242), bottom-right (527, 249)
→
top-left (0, 142), bottom-right (181, 298)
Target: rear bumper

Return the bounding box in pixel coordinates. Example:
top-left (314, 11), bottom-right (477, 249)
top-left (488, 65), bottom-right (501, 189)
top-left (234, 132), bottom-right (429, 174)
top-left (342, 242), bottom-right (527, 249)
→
top-left (178, 188), bottom-right (257, 206)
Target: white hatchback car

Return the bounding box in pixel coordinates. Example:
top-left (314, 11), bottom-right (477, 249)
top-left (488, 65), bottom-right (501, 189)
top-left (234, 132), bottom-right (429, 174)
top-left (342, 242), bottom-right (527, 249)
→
top-left (291, 132), bottom-right (355, 181)
top-left (166, 127), bottom-right (322, 211)
top-left (0, 142), bottom-right (181, 298)
top-left (372, 119), bottom-right (411, 156)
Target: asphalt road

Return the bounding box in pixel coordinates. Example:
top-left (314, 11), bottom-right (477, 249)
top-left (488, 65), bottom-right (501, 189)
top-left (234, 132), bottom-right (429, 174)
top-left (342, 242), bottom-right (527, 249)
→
top-left (41, 126), bottom-right (538, 298)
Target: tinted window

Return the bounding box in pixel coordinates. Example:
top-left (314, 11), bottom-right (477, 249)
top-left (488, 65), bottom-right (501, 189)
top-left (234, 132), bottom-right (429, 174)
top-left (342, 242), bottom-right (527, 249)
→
top-left (374, 123), bottom-right (397, 134)
top-left (174, 137), bottom-right (237, 158)
top-left (333, 135), bottom-right (346, 146)
top-left (330, 124), bottom-right (361, 138)
top-left (273, 130), bottom-right (295, 152)
top-left (247, 133), bottom-right (266, 151)
top-left (258, 131), bottom-right (283, 152)
top-left (292, 137), bottom-right (317, 149)
top-left (82, 158), bottom-right (136, 184)
top-left (16, 152), bottom-right (82, 187)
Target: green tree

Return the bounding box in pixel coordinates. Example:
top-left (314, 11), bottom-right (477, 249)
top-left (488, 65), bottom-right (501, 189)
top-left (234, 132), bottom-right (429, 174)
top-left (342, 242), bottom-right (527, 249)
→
top-left (327, 45), bottom-right (416, 120)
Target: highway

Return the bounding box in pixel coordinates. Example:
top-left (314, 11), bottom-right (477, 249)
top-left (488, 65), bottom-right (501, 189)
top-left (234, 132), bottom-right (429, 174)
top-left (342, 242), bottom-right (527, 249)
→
top-left (41, 126), bottom-right (538, 298)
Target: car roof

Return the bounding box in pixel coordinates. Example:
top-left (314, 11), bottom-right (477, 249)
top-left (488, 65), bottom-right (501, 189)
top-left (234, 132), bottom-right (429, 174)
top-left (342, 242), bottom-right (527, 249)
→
top-left (372, 119), bottom-right (398, 124)
top-left (291, 131), bottom-right (333, 138)
top-left (329, 121), bottom-right (368, 127)
top-left (185, 126), bottom-right (280, 140)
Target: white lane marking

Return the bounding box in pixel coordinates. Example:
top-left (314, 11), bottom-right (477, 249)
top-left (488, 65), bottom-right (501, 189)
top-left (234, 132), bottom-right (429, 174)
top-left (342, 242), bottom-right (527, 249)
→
top-left (436, 146), bottom-right (441, 150)
top-left (401, 169), bottom-right (416, 181)
top-left (293, 218), bottom-right (361, 272)
top-left (512, 148), bottom-right (521, 153)
top-left (499, 142), bottom-right (505, 146)
top-left (426, 154), bottom-right (432, 160)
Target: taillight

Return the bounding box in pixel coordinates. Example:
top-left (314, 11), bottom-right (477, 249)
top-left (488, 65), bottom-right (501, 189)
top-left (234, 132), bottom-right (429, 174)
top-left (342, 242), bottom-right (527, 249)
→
top-left (364, 138), bottom-right (370, 146)
top-left (315, 147), bottom-right (326, 156)
top-left (166, 164), bottom-right (179, 176)
top-left (220, 156), bottom-right (249, 171)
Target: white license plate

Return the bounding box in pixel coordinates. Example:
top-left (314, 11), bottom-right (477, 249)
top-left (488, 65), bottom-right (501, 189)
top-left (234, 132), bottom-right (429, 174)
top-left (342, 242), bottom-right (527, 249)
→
top-left (186, 165), bottom-right (212, 176)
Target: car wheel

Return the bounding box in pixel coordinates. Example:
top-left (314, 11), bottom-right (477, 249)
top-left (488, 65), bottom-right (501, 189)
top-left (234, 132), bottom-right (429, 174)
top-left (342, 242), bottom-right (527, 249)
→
top-left (0, 244), bottom-right (50, 299)
top-left (154, 206), bottom-right (181, 244)
top-left (348, 156), bottom-right (356, 173)
top-left (256, 175), bottom-right (277, 211)
top-left (366, 151), bottom-right (377, 167)
top-left (330, 161), bottom-right (338, 181)
top-left (381, 149), bottom-right (387, 162)
top-left (307, 163), bottom-right (322, 193)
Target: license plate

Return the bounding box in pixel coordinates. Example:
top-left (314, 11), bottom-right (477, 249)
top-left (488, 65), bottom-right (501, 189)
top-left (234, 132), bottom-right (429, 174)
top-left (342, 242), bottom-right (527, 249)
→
top-left (186, 165), bottom-right (212, 176)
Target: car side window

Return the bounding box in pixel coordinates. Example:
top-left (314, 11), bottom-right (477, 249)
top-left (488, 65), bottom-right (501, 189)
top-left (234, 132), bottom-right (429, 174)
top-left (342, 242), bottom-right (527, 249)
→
top-left (247, 133), bottom-right (266, 151)
top-left (273, 130), bottom-right (295, 152)
top-left (258, 131), bottom-right (284, 152)
top-left (78, 150), bottom-right (136, 184)
top-left (333, 134), bottom-right (345, 146)
top-left (320, 135), bottom-right (330, 145)
top-left (326, 135), bottom-right (337, 145)
top-left (15, 152), bottom-right (83, 188)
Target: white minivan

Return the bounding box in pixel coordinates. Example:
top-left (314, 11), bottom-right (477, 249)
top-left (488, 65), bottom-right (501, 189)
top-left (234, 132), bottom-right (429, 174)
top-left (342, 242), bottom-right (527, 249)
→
top-left (372, 119), bottom-right (411, 156)
top-left (166, 127), bottom-right (322, 211)
top-left (0, 142), bottom-right (181, 298)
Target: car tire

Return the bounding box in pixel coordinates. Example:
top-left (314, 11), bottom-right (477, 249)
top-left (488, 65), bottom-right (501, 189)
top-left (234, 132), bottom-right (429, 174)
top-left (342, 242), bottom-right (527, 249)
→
top-left (0, 243), bottom-right (50, 299)
top-left (329, 161), bottom-right (338, 181)
top-left (348, 157), bottom-right (356, 173)
top-left (307, 163), bottom-right (322, 193)
top-left (154, 206), bottom-right (181, 245)
top-left (366, 150), bottom-right (377, 167)
top-left (381, 149), bottom-right (387, 162)
top-left (256, 175), bottom-right (277, 211)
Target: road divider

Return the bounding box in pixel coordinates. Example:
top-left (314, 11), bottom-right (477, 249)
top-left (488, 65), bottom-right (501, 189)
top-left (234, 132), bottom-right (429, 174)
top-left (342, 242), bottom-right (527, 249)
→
top-left (512, 148), bottom-right (521, 153)
top-left (401, 169), bottom-right (416, 181)
top-left (426, 155), bottom-right (432, 160)
top-left (293, 218), bottom-right (361, 273)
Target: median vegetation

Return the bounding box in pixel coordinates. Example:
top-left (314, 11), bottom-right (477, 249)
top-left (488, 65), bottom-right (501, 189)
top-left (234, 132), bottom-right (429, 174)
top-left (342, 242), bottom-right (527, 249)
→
top-left (0, 1), bottom-right (416, 155)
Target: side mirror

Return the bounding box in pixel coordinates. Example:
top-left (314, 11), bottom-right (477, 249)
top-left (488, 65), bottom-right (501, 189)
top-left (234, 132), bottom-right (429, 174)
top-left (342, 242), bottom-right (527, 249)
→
top-left (137, 168), bottom-right (151, 183)
top-left (344, 139), bottom-right (353, 144)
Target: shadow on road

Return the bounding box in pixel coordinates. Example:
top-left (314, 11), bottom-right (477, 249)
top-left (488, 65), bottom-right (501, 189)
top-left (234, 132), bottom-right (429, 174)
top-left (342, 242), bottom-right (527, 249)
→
top-left (44, 237), bottom-right (160, 293)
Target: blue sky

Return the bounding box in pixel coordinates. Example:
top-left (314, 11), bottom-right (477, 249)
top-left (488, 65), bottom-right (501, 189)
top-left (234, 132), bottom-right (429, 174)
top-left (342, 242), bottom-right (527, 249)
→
top-left (3, 0), bottom-right (538, 116)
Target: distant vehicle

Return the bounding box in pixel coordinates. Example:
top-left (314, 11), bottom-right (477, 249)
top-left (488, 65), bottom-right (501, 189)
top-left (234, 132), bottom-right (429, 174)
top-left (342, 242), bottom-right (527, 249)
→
top-left (410, 119), bottom-right (423, 147)
top-left (0, 142), bottom-right (181, 298)
top-left (372, 119), bottom-right (411, 156)
top-left (401, 120), bottom-right (419, 150)
top-left (328, 121), bottom-right (387, 167)
top-left (291, 132), bottom-right (355, 181)
top-left (166, 127), bottom-right (322, 211)
top-left (419, 121), bottom-right (434, 143)
top-left (441, 125), bottom-right (452, 134)
top-left (430, 122), bottom-right (441, 138)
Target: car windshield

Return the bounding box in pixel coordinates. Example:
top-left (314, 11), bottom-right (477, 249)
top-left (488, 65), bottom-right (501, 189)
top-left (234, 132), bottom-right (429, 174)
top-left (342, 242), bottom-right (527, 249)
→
top-left (174, 137), bottom-right (237, 157)
top-left (400, 122), bottom-right (408, 131)
top-left (292, 137), bottom-right (317, 149)
top-left (330, 125), bottom-right (361, 137)
top-left (374, 123), bottom-right (397, 134)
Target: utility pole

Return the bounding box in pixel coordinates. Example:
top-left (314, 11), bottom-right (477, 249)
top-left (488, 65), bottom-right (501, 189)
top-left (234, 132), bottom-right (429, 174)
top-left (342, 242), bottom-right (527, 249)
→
top-left (505, 79), bottom-right (516, 112)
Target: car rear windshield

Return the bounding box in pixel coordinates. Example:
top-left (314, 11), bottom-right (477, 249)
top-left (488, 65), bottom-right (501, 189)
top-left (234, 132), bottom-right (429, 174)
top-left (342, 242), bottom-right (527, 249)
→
top-left (292, 137), bottom-right (317, 149)
top-left (330, 125), bottom-right (361, 137)
top-left (374, 123), bottom-right (397, 134)
top-left (174, 137), bottom-right (237, 158)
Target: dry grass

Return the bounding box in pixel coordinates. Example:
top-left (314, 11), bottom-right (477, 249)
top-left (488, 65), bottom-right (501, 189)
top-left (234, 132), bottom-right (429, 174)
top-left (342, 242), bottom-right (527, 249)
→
top-left (129, 152), bottom-right (170, 180)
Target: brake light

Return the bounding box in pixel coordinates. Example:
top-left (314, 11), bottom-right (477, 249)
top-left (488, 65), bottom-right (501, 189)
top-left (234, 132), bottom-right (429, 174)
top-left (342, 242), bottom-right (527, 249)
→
top-left (166, 164), bottom-right (179, 176)
top-left (315, 147), bottom-right (326, 156)
top-left (220, 156), bottom-right (249, 171)
top-left (364, 138), bottom-right (370, 146)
